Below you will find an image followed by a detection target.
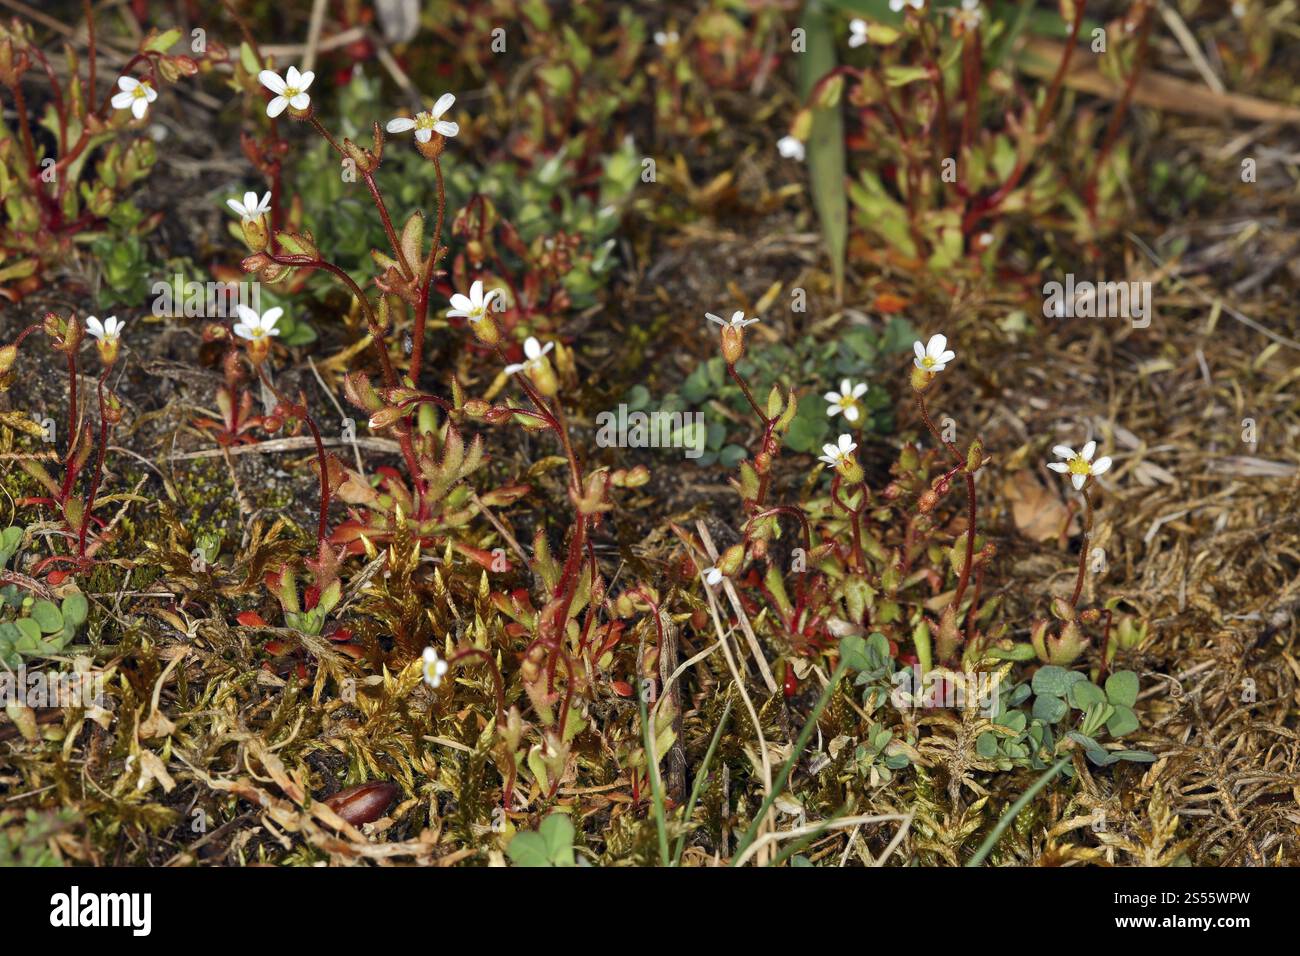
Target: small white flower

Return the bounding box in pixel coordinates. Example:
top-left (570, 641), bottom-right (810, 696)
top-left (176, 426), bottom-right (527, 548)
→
top-left (703, 566), bottom-right (723, 587)
top-left (1046, 441), bottom-right (1112, 490)
top-left (386, 92), bottom-right (459, 143)
top-left (777, 135), bottom-right (806, 161)
top-left (446, 280), bottom-right (501, 323)
top-left (705, 310), bottom-right (759, 329)
top-left (111, 76), bottom-right (157, 120)
top-left (889, 0), bottom-right (924, 11)
top-left (954, 0), bottom-right (983, 30)
top-left (226, 190), bottom-right (272, 223)
top-left (505, 336), bottom-right (554, 376)
top-left (824, 379), bottom-right (868, 423)
top-left (848, 18), bottom-right (869, 47)
top-left (85, 315), bottom-right (123, 343)
top-left (654, 30), bottom-right (679, 47)
top-left (232, 305), bottom-right (283, 342)
top-left (259, 65), bottom-right (314, 118)
top-left (912, 333), bottom-right (955, 373)
top-left (422, 647), bottom-right (449, 688)
top-left (818, 433), bottom-right (858, 468)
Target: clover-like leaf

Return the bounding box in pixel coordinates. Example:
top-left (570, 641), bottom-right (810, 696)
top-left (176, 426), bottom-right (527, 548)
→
top-left (1104, 671), bottom-right (1139, 709)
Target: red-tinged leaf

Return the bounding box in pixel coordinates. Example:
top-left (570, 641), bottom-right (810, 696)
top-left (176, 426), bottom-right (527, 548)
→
top-left (505, 622), bottom-right (527, 638)
top-left (874, 292), bottom-right (909, 313)
top-left (48, 571), bottom-right (69, 586)
top-left (265, 639), bottom-right (291, 655)
top-left (611, 680), bottom-right (634, 698)
top-left (335, 643), bottom-right (365, 660)
top-left (236, 611), bottom-right (268, 627)
top-left (304, 584), bottom-right (320, 611)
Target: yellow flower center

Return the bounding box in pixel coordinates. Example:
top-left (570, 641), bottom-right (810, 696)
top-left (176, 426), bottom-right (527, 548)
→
top-left (1067, 457), bottom-right (1090, 476)
top-left (920, 356), bottom-right (936, 369)
top-left (416, 112), bottom-right (436, 130)
top-left (837, 396), bottom-right (857, 412)
top-left (284, 85), bottom-right (301, 99)
top-left (132, 84), bottom-right (150, 100)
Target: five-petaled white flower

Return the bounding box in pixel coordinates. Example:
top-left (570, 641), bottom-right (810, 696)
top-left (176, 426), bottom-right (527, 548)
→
top-left (386, 92), bottom-right (459, 143)
top-left (777, 136), bottom-right (805, 161)
top-left (446, 280), bottom-right (501, 323)
top-left (849, 18), bottom-right (870, 47)
top-left (226, 190), bottom-right (272, 223)
top-left (824, 379), bottom-right (869, 423)
top-left (706, 310), bottom-right (759, 329)
top-left (111, 77), bottom-right (157, 120)
top-left (259, 66), bottom-right (314, 118)
top-left (422, 647), bottom-right (449, 688)
top-left (912, 334), bottom-right (955, 373)
top-left (505, 336), bottom-right (554, 376)
top-left (1047, 442), bottom-right (1112, 490)
top-left (703, 566), bottom-right (723, 587)
top-left (233, 305), bottom-right (283, 342)
top-left (818, 433), bottom-right (858, 468)
top-left (890, 0), bottom-right (924, 11)
top-left (85, 315), bottom-right (123, 343)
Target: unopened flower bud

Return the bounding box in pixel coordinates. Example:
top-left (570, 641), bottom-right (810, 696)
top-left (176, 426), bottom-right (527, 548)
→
top-left (837, 453), bottom-right (864, 485)
top-left (529, 357), bottom-right (559, 397)
top-left (720, 324), bottom-right (745, 364)
top-left (717, 543), bottom-right (745, 577)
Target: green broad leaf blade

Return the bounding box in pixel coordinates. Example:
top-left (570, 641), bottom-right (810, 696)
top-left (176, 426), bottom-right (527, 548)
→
top-left (1105, 671), bottom-right (1139, 709)
top-left (505, 831), bottom-right (550, 867)
top-left (1068, 680), bottom-right (1106, 710)
top-left (29, 600), bottom-right (62, 634)
top-left (538, 813), bottom-right (576, 866)
top-left (976, 732), bottom-right (999, 759)
top-left (1105, 704), bottom-right (1139, 738)
top-left (839, 634), bottom-right (871, 672)
top-left (1030, 665), bottom-right (1073, 697)
top-left (60, 593), bottom-right (88, 628)
top-left (14, 618), bottom-right (41, 644)
top-left (799, 1), bottom-right (847, 300)
top-left (1114, 750), bottom-right (1158, 763)
top-left (1031, 694), bottom-right (1068, 724)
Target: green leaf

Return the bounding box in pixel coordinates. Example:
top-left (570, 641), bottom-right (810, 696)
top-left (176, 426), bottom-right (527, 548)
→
top-left (506, 812), bottom-right (575, 867)
top-left (143, 28), bottom-right (183, 54)
top-left (1114, 750), bottom-right (1157, 763)
top-left (29, 600), bottom-right (62, 634)
top-left (799, 1), bottom-right (847, 300)
top-left (1105, 704), bottom-right (1139, 738)
top-left (1105, 671), bottom-right (1139, 709)
top-left (1068, 680), bottom-right (1106, 710)
top-left (60, 593), bottom-right (88, 628)
top-left (1032, 694), bottom-right (1068, 724)
top-left (839, 635), bottom-right (870, 672)
top-left (976, 732), bottom-right (999, 759)
top-left (1030, 665), bottom-right (1073, 697)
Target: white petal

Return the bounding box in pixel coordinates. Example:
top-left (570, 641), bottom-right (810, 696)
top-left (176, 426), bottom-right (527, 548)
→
top-left (731, 311), bottom-right (746, 325)
top-left (838, 434), bottom-right (856, 453)
top-left (117, 76), bottom-right (139, 91)
top-left (705, 312), bottom-right (724, 326)
top-left (256, 192), bottom-right (272, 214)
top-left (288, 92), bottom-right (310, 110)
top-left (1091, 456), bottom-right (1111, 476)
top-left (111, 91), bottom-right (134, 110)
top-left (285, 66), bottom-right (301, 86)
top-left (504, 363), bottom-right (526, 375)
top-left (415, 127), bottom-right (433, 143)
top-left (824, 391), bottom-right (842, 404)
top-left (821, 444), bottom-right (840, 460)
top-left (232, 324), bottom-right (253, 340)
top-left (143, 84), bottom-right (157, 102)
top-left (1046, 462), bottom-right (1069, 473)
top-left (827, 405), bottom-right (842, 418)
top-left (423, 647), bottom-right (437, 663)
top-left (103, 316), bottom-right (121, 336)
top-left (296, 70), bottom-right (315, 90)
top-left (913, 340), bottom-right (926, 360)
top-left (1081, 441), bottom-right (1096, 461)
top-left (1072, 474), bottom-right (1086, 490)
top-left (928, 333), bottom-right (948, 357)
top-left (227, 198), bottom-right (248, 217)
top-left (937, 350), bottom-right (955, 364)
top-left (387, 117), bottom-right (415, 133)
top-left (132, 97), bottom-right (149, 119)
top-left (85, 317), bottom-right (104, 337)
top-left (266, 95), bottom-right (289, 118)
top-left (482, 289), bottom-right (501, 311)
top-left (432, 92), bottom-right (456, 118)
top-left (469, 280), bottom-right (484, 304)
top-left (434, 120), bottom-right (459, 137)
top-left (852, 383), bottom-right (868, 398)
top-left (1052, 445), bottom-right (1075, 460)
top-left (448, 294), bottom-right (472, 312)
top-left (539, 341), bottom-right (554, 357)
top-left (259, 70), bottom-right (286, 94)
top-left (844, 406), bottom-right (860, 423)
top-left (235, 304), bottom-right (260, 325)
top-left (523, 337), bottom-right (542, 360)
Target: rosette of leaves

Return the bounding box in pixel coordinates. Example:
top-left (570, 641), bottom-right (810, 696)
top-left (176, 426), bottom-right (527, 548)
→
top-left (1027, 666), bottom-right (1156, 768)
top-left (854, 721), bottom-right (911, 786)
top-left (0, 582), bottom-right (89, 669)
top-left (670, 318), bottom-right (915, 464)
